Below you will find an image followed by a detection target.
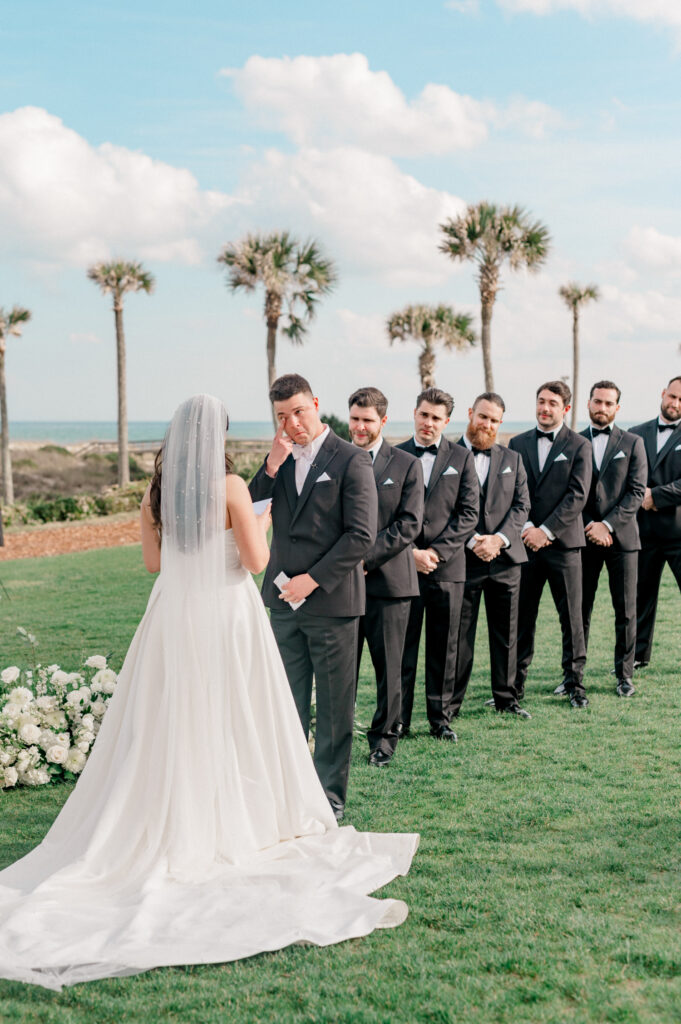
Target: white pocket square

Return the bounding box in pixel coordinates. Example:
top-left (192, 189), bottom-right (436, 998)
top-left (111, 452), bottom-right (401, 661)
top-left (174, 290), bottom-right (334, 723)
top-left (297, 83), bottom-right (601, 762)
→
top-left (443, 466), bottom-right (458, 476)
top-left (382, 478), bottom-right (394, 485)
top-left (614, 450), bottom-right (626, 459)
top-left (676, 444), bottom-right (681, 451)
top-left (502, 466), bottom-right (513, 474)
top-left (554, 453), bottom-right (568, 462)
top-left (315, 472), bottom-right (332, 483)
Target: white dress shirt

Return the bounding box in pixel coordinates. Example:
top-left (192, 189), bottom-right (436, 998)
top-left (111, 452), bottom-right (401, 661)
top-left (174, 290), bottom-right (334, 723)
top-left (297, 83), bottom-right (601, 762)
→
top-left (413, 435), bottom-right (440, 487)
top-left (589, 424), bottom-right (610, 470)
top-left (462, 435), bottom-right (509, 550)
top-left (523, 423), bottom-right (561, 541)
top-left (292, 425), bottom-right (329, 495)
top-left (365, 436), bottom-right (383, 462)
top-left (657, 416), bottom-right (679, 453)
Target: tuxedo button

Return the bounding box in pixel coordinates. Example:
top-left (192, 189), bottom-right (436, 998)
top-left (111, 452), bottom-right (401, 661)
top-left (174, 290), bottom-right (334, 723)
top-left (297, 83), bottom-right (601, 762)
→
top-left (423, 518), bottom-right (430, 525)
top-left (291, 538), bottom-right (297, 543)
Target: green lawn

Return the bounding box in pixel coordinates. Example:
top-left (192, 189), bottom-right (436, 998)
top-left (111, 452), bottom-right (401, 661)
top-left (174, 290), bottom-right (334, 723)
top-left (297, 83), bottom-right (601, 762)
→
top-left (1, 548), bottom-right (681, 1023)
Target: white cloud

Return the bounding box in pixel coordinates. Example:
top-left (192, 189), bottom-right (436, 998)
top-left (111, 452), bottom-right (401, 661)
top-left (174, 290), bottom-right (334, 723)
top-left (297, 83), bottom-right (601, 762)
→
top-left (0, 107), bottom-right (237, 267)
top-left (69, 332), bottom-right (102, 345)
top-left (238, 145), bottom-right (467, 285)
top-left (222, 53), bottom-right (563, 155)
top-left (624, 226), bottom-right (681, 275)
top-left (498, 0), bottom-right (681, 34)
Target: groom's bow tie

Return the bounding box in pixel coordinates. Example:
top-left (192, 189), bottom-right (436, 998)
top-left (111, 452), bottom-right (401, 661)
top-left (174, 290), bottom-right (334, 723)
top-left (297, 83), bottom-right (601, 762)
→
top-left (415, 443), bottom-right (438, 456)
top-left (291, 444), bottom-right (315, 463)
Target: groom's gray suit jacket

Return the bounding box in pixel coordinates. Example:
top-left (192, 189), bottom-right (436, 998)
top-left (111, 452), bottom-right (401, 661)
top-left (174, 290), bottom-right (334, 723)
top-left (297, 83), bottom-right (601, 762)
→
top-left (249, 430), bottom-right (377, 616)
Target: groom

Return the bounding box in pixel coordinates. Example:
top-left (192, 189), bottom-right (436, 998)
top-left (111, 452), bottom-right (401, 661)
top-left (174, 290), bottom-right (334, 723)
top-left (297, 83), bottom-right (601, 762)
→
top-left (249, 374), bottom-right (377, 821)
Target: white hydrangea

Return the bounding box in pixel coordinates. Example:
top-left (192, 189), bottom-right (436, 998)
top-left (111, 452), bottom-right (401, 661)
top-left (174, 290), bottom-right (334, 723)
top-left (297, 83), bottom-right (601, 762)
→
top-left (91, 669), bottom-right (117, 695)
top-left (36, 695), bottom-right (58, 712)
top-left (0, 667), bottom-right (21, 686)
top-left (19, 766), bottom-right (49, 786)
top-left (84, 655), bottom-right (107, 670)
top-left (1, 702), bottom-right (21, 725)
top-left (41, 710), bottom-right (68, 730)
top-left (50, 670), bottom-right (70, 687)
top-left (46, 664), bottom-right (60, 673)
top-left (65, 748), bottom-right (86, 774)
top-left (18, 723), bottom-right (41, 745)
top-left (38, 729), bottom-right (58, 751)
top-left (46, 745), bottom-right (68, 765)
top-left (0, 746), bottom-right (18, 767)
top-left (8, 686), bottom-right (33, 708)
top-left (1, 766), bottom-right (18, 788)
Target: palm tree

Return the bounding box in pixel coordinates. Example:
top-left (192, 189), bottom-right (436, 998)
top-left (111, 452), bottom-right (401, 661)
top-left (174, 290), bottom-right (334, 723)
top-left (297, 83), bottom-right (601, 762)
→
top-left (439, 202), bottom-right (551, 390)
top-left (387, 304), bottom-right (477, 390)
top-left (218, 232), bottom-right (337, 429)
top-left (559, 282), bottom-right (600, 430)
top-left (0, 306), bottom-right (31, 505)
top-left (87, 261), bottom-right (155, 487)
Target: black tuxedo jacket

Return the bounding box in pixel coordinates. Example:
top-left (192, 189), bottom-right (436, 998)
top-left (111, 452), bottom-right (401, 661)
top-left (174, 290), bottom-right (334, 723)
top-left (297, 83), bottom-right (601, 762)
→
top-left (364, 442), bottom-right (423, 600)
top-left (456, 439), bottom-right (530, 566)
top-left (396, 436), bottom-right (479, 583)
top-left (579, 425), bottom-right (647, 551)
top-left (630, 419), bottom-right (681, 543)
top-left (509, 424), bottom-right (592, 550)
top-left (249, 430), bottom-right (377, 616)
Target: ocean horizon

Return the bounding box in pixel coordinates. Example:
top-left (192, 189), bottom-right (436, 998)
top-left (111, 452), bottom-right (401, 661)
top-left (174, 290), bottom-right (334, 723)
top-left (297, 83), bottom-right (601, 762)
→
top-left (8, 420), bottom-right (632, 445)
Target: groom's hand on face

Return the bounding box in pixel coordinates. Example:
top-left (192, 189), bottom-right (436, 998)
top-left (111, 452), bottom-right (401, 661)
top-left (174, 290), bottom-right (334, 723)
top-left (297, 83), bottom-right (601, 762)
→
top-left (279, 573), bottom-right (319, 603)
top-left (266, 424), bottom-right (294, 477)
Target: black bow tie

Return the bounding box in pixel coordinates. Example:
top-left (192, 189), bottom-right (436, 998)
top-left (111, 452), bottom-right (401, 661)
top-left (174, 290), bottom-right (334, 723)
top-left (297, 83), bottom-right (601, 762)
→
top-left (658, 422), bottom-right (679, 432)
top-left (536, 429), bottom-right (555, 442)
top-left (591, 426), bottom-right (611, 437)
top-left (415, 443), bottom-right (438, 456)
top-left (471, 446), bottom-right (491, 457)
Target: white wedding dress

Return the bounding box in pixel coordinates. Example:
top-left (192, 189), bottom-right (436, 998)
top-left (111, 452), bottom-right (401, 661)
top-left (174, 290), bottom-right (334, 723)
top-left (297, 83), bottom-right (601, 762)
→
top-left (0, 396), bottom-right (418, 992)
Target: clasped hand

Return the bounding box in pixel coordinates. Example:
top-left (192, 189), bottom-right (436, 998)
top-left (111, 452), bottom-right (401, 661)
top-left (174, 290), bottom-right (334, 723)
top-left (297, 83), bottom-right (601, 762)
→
top-left (413, 548), bottom-right (439, 574)
top-left (641, 487), bottom-right (657, 512)
top-left (472, 534), bottom-right (504, 562)
top-left (585, 521), bottom-right (612, 547)
top-left (522, 526), bottom-right (551, 552)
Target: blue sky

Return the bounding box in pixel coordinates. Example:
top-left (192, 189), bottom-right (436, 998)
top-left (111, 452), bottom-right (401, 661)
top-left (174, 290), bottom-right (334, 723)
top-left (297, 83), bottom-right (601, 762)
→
top-left (2, 0), bottom-right (680, 426)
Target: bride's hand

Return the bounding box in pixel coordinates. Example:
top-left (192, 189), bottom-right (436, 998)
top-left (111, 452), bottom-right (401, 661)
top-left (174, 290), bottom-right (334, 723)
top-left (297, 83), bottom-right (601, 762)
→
top-left (256, 502), bottom-right (272, 532)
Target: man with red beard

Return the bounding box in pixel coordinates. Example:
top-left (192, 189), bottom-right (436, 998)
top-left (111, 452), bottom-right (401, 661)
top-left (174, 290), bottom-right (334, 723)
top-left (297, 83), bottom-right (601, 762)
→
top-left (452, 393), bottom-right (531, 718)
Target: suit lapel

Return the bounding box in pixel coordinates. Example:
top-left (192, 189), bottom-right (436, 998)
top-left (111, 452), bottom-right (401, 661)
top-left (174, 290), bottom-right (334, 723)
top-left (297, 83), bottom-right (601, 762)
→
top-left (280, 456), bottom-right (298, 515)
top-left (372, 441), bottom-right (391, 482)
top-left (290, 433), bottom-right (337, 526)
top-left (654, 423), bottom-right (680, 469)
top-left (642, 421), bottom-right (658, 471)
top-left (598, 425), bottom-right (621, 477)
top-left (426, 439), bottom-right (451, 497)
top-left (523, 431), bottom-right (541, 485)
top-left (537, 425), bottom-right (568, 485)
top-left (487, 444), bottom-right (502, 497)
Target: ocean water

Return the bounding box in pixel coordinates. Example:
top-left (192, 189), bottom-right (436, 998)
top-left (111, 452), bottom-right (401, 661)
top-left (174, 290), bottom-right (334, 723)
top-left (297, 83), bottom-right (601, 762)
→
top-left (9, 420), bottom-right (547, 445)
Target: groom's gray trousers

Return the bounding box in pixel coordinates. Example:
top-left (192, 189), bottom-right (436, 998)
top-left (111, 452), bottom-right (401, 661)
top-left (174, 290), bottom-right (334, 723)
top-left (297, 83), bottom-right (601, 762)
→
top-left (269, 605), bottom-right (358, 809)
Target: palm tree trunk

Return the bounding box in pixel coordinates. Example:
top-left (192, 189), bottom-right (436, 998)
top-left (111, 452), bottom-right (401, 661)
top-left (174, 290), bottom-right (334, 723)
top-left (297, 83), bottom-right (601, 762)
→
top-left (419, 344), bottom-right (436, 390)
top-left (0, 350), bottom-right (13, 505)
top-left (114, 302), bottom-right (130, 488)
top-left (480, 300), bottom-right (494, 391)
top-left (570, 307), bottom-right (579, 431)
top-left (266, 314), bottom-right (278, 431)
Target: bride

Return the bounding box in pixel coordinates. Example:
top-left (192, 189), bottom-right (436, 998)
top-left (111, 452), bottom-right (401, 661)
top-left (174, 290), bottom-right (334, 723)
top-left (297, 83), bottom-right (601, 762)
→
top-left (0, 394), bottom-right (418, 991)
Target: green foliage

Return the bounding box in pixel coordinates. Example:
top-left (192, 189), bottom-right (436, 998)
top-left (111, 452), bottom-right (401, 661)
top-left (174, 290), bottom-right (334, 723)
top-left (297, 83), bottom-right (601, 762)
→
top-left (1, 482), bottom-right (147, 527)
top-left (1, 552), bottom-right (681, 1021)
top-left (321, 413), bottom-right (351, 441)
top-left (38, 445), bottom-right (71, 457)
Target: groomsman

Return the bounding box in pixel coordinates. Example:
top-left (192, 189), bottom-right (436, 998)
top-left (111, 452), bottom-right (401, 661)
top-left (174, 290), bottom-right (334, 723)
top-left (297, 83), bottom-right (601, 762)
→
top-left (630, 376), bottom-right (681, 669)
top-left (397, 387), bottom-right (479, 741)
top-left (249, 374), bottom-right (377, 821)
top-left (509, 381), bottom-right (592, 707)
top-left (348, 387), bottom-right (423, 766)
top-left (573, 381), bottom-right (646, 697)
top-left (452, 393), bottom-right (531, 718)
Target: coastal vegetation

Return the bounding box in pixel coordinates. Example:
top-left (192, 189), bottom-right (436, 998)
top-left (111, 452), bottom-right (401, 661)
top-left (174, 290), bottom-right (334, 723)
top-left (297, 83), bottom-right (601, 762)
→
top-left (439, 203), bottom-right (551, 391)
top-left (0, 306), bottom-right (31, 506)
top-left (218, 231), bottom-right (337, 430)
top-left (559, 282), bottom-right (601, 429)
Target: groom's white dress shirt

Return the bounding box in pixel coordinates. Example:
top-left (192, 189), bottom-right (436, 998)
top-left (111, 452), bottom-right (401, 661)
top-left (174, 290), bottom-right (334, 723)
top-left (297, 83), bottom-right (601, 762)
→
top-left (292, 426), bottom-right (330, 495)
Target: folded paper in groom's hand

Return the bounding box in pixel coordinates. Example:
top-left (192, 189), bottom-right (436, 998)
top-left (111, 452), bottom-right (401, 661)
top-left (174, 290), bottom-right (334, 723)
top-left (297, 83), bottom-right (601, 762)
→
top-left (274, 571), bottom-right (306, 611)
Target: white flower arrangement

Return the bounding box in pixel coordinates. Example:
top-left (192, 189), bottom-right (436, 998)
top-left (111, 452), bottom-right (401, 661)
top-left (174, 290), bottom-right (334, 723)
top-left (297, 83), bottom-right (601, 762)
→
top-left (0, 657), bottom-right (118, 789)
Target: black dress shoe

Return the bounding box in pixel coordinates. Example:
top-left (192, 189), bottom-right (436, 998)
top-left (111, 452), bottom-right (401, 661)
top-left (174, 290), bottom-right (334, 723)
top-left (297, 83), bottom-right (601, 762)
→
top-left (395, 722), bottom-right (410, 739)
top-left (430, 725), bottom-right (458, 742)
top-left (633, 660), bottom-right (649, 671)
top-left (617, 679), bottom-right (636, 697)
top-left (553, 679), bottom-right (568, 695)
top-left (568, 692), bottom-right (589, 708)
top-left (329, 801), bottom-right (345, 823)
top-left (368, 749), bottom-right (393, 766)
top-left (516, 687), bottom-right (525, 701)
top-left (498, 704), bottom-right (532, 719)
top-left (484, 698), bottom-right (495, 706)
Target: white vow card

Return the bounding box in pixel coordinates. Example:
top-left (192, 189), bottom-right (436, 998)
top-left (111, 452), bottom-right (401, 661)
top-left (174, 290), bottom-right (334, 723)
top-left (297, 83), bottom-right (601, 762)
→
top-left (274, 571), bottom-right (306, 610)
top-left (252, 499), bottom-right (272, 516)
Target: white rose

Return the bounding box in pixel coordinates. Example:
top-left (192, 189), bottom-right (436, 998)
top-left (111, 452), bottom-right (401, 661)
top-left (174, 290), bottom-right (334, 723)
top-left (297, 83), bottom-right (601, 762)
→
top-left (85, 655), bottom-right (107, 670)
top-left (42, 711), bottom-right (67, 730)
top-left (1, 766), bottom-right (18, 788)
top-left (16, 712), bottom-right (39, 730)
top-left (66, 690), bottom-right (85, 706)
top-left (46, 745), bottom-right (68, 765)
top-left (1, 667), bottom-right (21, 685)
top-left (19, 766), bottom-right (49, 786)
top-left (50, 670), bottom-right (69, 685)
top-left (65, 748), bottom-right (87, 773)
top-left (91, 669), bottom-right (117, 695)
top-left (89, 699), bottom-right (107, 718)
top-left (47, 664), bottom-right (59, 672)
top-left (36, 695), bottom-right (58, 712)
top-left (19, 723), bottom-right (41, 745)
top-left (1, 702), bottom-right (21, 724)
top-left (78, 686), bottom-right (91, 703)
top-left (54, 732), bottom-right (70, 747)
top-left (0, 746), bottom-right (18, 767)
top-left (8, 686), bottom-right (33, 707)
top-left (39, 729), bottom-right (57, 750)
top-left (80, 713), bottom-right (95, 730)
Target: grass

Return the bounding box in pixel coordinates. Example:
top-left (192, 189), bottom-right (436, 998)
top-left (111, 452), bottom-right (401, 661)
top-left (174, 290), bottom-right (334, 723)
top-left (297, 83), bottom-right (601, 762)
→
top-left (1, 548), bottom-right (681, 1022)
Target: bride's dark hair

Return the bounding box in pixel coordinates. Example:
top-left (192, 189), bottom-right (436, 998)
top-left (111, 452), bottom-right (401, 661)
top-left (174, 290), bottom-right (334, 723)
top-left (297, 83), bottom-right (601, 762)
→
top-left (149, 432), bottom-right (233, 532)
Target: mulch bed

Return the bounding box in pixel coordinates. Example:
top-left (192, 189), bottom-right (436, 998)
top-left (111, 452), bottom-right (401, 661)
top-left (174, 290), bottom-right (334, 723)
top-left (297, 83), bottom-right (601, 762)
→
top-left (0, 514), bottom-right (141, 562)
